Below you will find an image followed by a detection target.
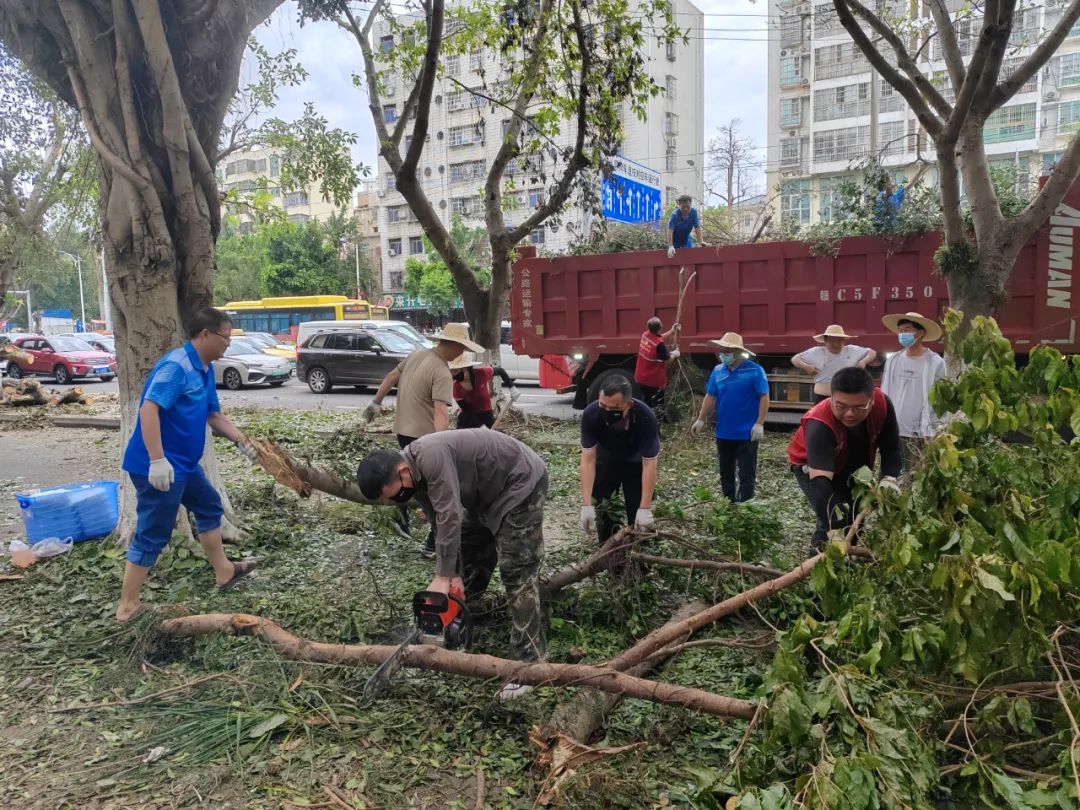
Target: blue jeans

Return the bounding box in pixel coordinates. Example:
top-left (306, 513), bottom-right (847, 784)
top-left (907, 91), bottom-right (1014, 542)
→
top-left (127, 467), bottom-right (223, 567)
top-left (716, 439), bottom-right (758, 503)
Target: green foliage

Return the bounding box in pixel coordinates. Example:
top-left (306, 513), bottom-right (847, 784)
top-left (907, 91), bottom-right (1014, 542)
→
top-left (261, 219), bottom-right (354, 297)
top-left (214, 222), bottom-right (270, 304)
top-left (568, 222), bottom-right (667, 255)
top-left (727, 312), bottom-right (1080, 809)
top-left (403, 216), bottom-right (487, 313)
top-left (933, 238), bottom-right (980, 279)
top-left (962, 165), bottom-right (1031, 231)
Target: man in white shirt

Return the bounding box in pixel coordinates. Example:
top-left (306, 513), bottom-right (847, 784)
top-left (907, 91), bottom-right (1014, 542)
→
top-left (880, 312), bottom-right (946, 473)
top-left (792, 324), bottom-right (876, 403)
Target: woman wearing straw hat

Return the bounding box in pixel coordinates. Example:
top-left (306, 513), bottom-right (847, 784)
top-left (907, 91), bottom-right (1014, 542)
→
top-left (690, 332), bottom-right (770, 503)
top-left (880, 312), bottom-right (946, 472)
top-left (792, 325), bottom-right (877, 404)
top-left (449, 353), bottom-right (521, 429)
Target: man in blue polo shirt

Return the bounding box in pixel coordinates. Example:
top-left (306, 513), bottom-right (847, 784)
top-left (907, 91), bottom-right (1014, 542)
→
top-left (691, 332), bottom-right (770, 503)
top-left (666, 194), bottom-right (704, 257)
top-left (117, 307), bottom-right (258, 622)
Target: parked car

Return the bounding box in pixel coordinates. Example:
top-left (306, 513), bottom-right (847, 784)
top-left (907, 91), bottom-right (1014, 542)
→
top-left (500, 322), bottom-right (540, 383)
top-left (6, 335), bottom-right (117, 384)
top-left (215, 339), bottom-right (292, 390)
top-left (298, 329), bottom-right (416, 393)
top-left (296, 319), bottom-right (432, 351)
top-left (231, 330), bottom-right (297, 366)
top-left (57, 333), bottom-right (115, 355)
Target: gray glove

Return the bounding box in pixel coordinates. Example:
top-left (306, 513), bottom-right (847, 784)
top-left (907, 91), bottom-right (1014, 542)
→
top-left (509, 386), bottom-right (521, 402)
top-left (363, 401), bottom-right (382, 423)
top-left (750, 423), bottom-right (765, 442)
top-left (691, 418), bottom-right (705, 435)
top-left (235, 440), bottom-right (258, 462)
top-left (667, 245), bottom-right (676, 259)
top-left (634, 508), bottom-right (654, 531)
top-left (148, 457), bottom-right (174, 492)
top-left (580, 505), bottom-right (597, 535)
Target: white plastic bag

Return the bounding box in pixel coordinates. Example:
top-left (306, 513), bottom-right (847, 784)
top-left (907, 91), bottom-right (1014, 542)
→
top-left (30, 537), bottom-right (74, 558)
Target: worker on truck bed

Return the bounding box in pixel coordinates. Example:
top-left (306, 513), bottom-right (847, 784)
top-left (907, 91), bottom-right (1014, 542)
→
top-left (356, 429), bottom-right (548, 697)
top-left (579, 374), bottom-right (661, 544)
top-left (875, 162), bottom-right (930, 232)
top-left (449, 353), bottom-right (521, 429)
top-left (792, 324), bottom-right (877, 404)
top-left (633, 316), bottom-right (680, 421)
top-left (364, 322), bottom-right (485, 557)
top-left (787, 366), bottom-right (903, 552)
top-left (691, 332), bottom-right (769, 503)
top-left (117, 307), bottom-right (259, 622)
top-left (667, 194), bottom-right (705, 257)
top-left (880, 311), bottom-right (946, 473)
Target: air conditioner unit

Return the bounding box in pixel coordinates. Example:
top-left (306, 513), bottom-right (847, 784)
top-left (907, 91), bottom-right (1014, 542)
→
top-left (789, 129), bottom-right (798, 136)
top-left (1045, 90), bottom-right (1058, 101)
top-left (801, 78), bottom-right (810, 87)
top-left (781, 49), bottom-right (789, 57)
top-left (376, 189), bottom-right (385, 198)
top-left (781, 169), bottom-right (800, 177)
top-left (800, 45), bottom-right (809, 54)
top-left (797, 3), bottom-right (810, 13)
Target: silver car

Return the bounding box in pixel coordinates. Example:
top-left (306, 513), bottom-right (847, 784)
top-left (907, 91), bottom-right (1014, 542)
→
top-left (215, 339), bottom-right (292, 390)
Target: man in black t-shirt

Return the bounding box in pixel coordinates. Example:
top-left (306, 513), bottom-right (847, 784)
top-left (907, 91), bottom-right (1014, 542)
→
top-left (579, 374), bottom-right (661, 544)
top-left (787, 367), bottom-right (903, 551)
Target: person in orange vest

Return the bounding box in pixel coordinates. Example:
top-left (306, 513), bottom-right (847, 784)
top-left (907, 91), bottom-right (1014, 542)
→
top-left (787, 366), bottom-right (902, 552)
top-left (633, 317), bottom-right (680, 420)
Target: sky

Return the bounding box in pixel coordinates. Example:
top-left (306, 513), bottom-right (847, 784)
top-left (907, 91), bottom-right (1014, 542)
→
top-left (251, 0), bottom-right (771, 197)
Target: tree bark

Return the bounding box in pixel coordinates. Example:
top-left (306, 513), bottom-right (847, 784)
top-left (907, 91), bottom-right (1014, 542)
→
top-left (158, 612), bottom-right (757, 720)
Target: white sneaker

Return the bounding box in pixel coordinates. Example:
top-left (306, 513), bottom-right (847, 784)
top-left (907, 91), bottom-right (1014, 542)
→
top-left (495, 682), bottom-right (534, 701)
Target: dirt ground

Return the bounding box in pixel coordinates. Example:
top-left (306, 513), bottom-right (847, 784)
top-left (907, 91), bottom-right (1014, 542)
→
top-left (0, 428), bottom-right (123, 541)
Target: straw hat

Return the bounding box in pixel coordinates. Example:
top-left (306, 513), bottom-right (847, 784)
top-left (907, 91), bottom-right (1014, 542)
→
top-left (431, 322), bottom-right (484, 353)
top-left (708, 332), bottom-right (756, 356)
top-left (814, 324), bottom-right (856, 342)
top-left (881, 312), bottom-right (943, 342)
top-left (448, 352), bottom-right (481, 370)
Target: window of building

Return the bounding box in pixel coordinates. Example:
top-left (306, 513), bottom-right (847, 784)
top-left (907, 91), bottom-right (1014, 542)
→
top-left (284, 191), bottom-right (309, 207)
top-left (1061, 52), bottom-right (1080, 86)
top-left (813, 125), bottom-right (870, 162)
top-left (665, 75), bottom-right (677, 100)
top-left (818, 175), bottom-right (850, 223)
top-left (269, 155), bottom-right (280, 177)
top-left (469, 50), bottom-right (482, 71)
top-left (813, 82), bottom-right (870, 122)
top-left (879, 121), bottom-right (911, 157)
top-left (666, 40), bottom-right (676, 61)
top-left (447, 87), bottom-right (483, 112)
top-left (388, 237), bottom-right (402, 256)
top-left (387, 205), bottom-right (405, 224)
top-left (666, 143), bottom-right (677, 172)
top-left (1061, 100), bottom-right (1080, 133)
top-left (451, 195), bottom-right (481, 216)
top-left (384, 104), bottom-right (398, 124)
top-left (664, 112), bottom-right (679, 136)
top-left (780, 56), bottom-right (802, 87)
top-left (530, 228), bottom-right (545, 245)
top-left (780, 97), bottom-right (802, 127)
top-left (1072, 17), bottom-right (1080, 38)
top-left (813, 43), bottom-right (869, 81)
top-left (983, 103), bottom-right (1036, 143)
top-left (1001, 57), bottom-right (1037, 94)
top-left (409, 235), bottom-right (424, 254)
top-left (1009, 8), bottom-right (1038, 47)
top-left (1042, 151), bottom-right (1064, 173)
top-left (386, 173), bottom-right (396, 192)
top-left (287, 213), bottom-right (309, 226)
top-left (813, 3), bottom-right (843, 37)
top-left (445, 54), bottom-right (460, 75)
top-left (780, 14), bottom-right (803, 45)
top-left (449, 160), bottom-right (486, 183)
top-left (879, 80), bottom-right (904, 113)
top-left (448, 124), bottom-right (480, 147)
top-left (380, 35), bottom-right (394, 54)
top-left (390, 271), bottom-right (404, 289)
top-left (780, 137), bottom-right (803, 168)
top-left (528, 189), bottom-right (544, 209)
top-left (781, 180), bottom-right (811, 225)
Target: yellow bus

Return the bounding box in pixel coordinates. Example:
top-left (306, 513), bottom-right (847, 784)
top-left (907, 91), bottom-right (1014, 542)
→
top-left (222, 295), bottom-right (389, 342)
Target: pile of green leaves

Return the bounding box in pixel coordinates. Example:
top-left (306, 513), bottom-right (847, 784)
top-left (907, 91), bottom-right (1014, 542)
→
top-left (725, 312), bottom-right (1080, 809)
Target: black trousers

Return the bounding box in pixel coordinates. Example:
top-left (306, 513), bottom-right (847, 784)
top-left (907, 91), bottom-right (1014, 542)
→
top-left (457, 409), bottom-right (495, 429)
top-left (639, 384), bottom-right (666, 421)
top-left (716, 439), bottom-right (758, 502)
top-left (592, 459), bottom-right (643, 544)
top-left (792, 464), bottom-right (852, 550)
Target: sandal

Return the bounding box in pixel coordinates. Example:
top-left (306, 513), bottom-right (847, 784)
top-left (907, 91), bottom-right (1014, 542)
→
top-left (215, 559), bottom-right (257, 591)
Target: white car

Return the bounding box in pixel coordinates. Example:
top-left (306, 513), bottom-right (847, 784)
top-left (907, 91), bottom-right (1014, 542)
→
top-left (499, 322), bottom-right (540, 384)
top-left (214, 339), bottom-right (292, 390)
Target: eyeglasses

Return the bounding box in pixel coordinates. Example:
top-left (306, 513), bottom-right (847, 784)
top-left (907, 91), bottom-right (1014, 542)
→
top-left (831, 400), bottom-right (872, 415)
top-left (210, 331), bottom-right (232, 342)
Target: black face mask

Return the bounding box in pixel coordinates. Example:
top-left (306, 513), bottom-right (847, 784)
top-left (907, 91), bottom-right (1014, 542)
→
top-left (600, 408), bottom-right (626, 427)
top-left (391, 486), bottom-right (416, 503)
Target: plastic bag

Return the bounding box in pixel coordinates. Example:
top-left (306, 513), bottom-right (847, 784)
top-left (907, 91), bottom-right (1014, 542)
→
top-left (32, 537), bottom-right (74, 558)
top-left (9, 540), bottom-right (36, 569)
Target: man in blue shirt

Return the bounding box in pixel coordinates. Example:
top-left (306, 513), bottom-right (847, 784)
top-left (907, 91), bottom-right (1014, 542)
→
top-left (666, 194), bottom-right (704, 257)
top-left (691, 332), bottom-right (770, 503)
top-left (874, 163), bottom-right (929, 232)
top-left (117, 307), bottom-right (258, 622)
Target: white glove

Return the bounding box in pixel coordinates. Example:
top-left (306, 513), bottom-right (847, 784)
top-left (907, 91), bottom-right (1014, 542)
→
top-left (509, 386), bottom-right (521, 402)
top-left (691, 418), bottom-right (705, 435)
top-left (580, 505), bottom-right (597, 535)
top-left (750, 423), bottom-right (765, 442)
top-left (667, 245), bottom-right (676, 259)
top-left (669, 350), bottom-right (680, 361)
top-left (235, 440), bottom-right (258, 462)
top-left (148, 457), bottom-right (174, 492)
top-left (634, 508), bottom-right (654, 531)
top-left (363, 401), bottom-right (382, 423)
top-left (879, 476), bottom-right (901, 495)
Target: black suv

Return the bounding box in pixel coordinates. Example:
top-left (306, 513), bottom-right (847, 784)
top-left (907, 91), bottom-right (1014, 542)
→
top-left (298, 329), bottom-right (419, 393)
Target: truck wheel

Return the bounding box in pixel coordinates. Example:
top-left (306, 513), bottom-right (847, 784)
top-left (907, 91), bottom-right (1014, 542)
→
top-left (586, 368), bottom-right (640, 404)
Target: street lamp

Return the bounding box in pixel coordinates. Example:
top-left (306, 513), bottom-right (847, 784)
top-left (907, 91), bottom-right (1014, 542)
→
top-left (58, 251), bottom-right (86, 331)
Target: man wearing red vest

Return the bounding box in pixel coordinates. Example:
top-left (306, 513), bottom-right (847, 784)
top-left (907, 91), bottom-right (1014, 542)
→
top-left (787, 366), bottom-right (903, 551)
top-left (633, 317), bottom-right (680, 420)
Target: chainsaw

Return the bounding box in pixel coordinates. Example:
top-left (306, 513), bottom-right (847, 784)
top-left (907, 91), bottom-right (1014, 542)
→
top-left (361, 587), bottom-right (471, 704)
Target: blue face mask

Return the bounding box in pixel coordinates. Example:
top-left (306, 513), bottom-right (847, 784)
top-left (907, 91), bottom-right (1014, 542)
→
top-left (719, 352), bottom-right (736, 366)
top-left (898, 332), bottom-right (918, 348)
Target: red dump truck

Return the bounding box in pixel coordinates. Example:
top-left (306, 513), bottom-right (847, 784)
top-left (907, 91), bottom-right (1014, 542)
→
top-left (510, 185), bottom-right (1080, 417)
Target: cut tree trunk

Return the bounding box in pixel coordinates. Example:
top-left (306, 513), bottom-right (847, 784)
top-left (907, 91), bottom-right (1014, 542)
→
top-left (158, 612), bottom-right (757, 720)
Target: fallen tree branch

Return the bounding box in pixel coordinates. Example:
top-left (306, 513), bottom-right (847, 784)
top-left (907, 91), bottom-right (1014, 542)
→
top-left (630, 552), bottom-right (783, 579)
top-left (158, 612), bottom-right (757, 721)
top-left (541, 529), bottom-right (643, 596)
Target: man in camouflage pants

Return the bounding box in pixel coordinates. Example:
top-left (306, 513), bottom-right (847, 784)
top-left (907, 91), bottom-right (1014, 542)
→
top-left (356, 430), bottom-right (548, 674)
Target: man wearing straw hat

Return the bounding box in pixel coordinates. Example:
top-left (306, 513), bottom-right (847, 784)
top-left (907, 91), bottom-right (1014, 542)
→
top-left (691, 332), bottom-right (770, 503)
top-left (365, 322), bottom-right (485, 555)
top-left (792, 325), bottom-right (877, 404)
top-left (880, 312), bottom-right (946, 473)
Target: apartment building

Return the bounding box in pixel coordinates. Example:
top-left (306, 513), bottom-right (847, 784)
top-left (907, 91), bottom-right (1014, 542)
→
top-left (217, 145), bottom-right (343, 230)
top-left (353, 180), bottom-right (383, 289)
top-left (766, 0), bottom-right (1080, 226)
top-left (373, 2), bottom-right (704, 292)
